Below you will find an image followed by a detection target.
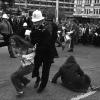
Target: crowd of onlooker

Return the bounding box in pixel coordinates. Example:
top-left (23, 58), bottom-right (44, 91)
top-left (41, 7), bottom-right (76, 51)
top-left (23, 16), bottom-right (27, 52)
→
top-left (0, 13), bottom-right (100, 47)
top-left (58, 21), bottom-right (100, 47)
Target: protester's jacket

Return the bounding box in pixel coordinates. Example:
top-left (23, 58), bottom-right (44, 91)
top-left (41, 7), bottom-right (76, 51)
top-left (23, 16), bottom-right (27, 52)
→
top-left (21, 50), bottom-right (35, 67)
top-left (0, 20), bottom-right (13, 35)
top-left (60, 56), bottom-right (84, 84)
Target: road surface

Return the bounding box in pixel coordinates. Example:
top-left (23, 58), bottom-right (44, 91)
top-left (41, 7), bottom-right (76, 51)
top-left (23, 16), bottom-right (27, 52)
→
top-left (0, 44), bottom-right (100, 100)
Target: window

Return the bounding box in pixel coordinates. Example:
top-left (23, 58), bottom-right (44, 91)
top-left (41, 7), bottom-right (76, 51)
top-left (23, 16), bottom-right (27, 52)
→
top-left (40, 2), bottom-right (47, 5)
top-left (59, 0), bottom-right (64, 2)
top-left (93, 9), bottom-right (100, 14)
top-left (85, 0), bottom-right (92, 4)
top-left (77, 0), bottom-right (82, 5)
top-left (59, 3), bottom-right (63, 7)
top-left (94, 0), bottom-right (100, 4)
top-left (84, 9), bottom-right (91, 14)
top-left (94, 9), bottom-right (96, 14)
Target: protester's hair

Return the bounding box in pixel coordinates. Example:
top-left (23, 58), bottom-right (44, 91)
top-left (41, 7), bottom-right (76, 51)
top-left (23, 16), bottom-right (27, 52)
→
top-left (10, 35), bottom-right (33, 50)
top-left (64, 55), bottom-right (77, 64)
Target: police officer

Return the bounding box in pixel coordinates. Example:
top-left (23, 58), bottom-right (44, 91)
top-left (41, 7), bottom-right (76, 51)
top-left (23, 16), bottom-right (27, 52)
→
top-left (30, 10), bottom-right (54, 93)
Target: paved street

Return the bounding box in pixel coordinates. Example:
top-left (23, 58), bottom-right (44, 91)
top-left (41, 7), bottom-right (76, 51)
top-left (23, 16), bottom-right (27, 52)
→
top-left (0, 44), bottom-right (100, 100)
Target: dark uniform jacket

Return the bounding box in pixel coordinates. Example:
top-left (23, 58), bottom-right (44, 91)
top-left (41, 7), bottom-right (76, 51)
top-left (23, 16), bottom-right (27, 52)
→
top-left (30, 25), bottom-right (54, 62)
top-left (0, 20), bottom-right (13, 35)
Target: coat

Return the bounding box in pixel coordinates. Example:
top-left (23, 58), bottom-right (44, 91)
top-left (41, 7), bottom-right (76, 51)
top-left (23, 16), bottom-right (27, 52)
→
top-left (30, 25), bottom-right (54, 62)
top-left (60, 56), bottom-right (84, 85)
top-left (0, 20), bottom-right (13, 35)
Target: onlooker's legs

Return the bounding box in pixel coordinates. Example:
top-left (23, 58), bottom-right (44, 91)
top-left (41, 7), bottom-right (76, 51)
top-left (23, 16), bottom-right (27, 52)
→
top-left (32, 55), bottom-right (42, 78)
top-left (3, 35), bottom-right (16, 58)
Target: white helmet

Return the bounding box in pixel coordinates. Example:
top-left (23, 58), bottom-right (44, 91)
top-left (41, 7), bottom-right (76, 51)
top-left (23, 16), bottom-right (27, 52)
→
top-left (31, 10), bottom-right (44, 22)
top-left (23, 22), bottom-right (27, 27)
top-left (2, 14), bottom-right (9, 19)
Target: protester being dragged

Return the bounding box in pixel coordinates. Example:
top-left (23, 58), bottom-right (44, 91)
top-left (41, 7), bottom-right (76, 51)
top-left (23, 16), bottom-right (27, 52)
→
top-left (51, 56), bottom-right (92, 93)
top-left (10, 35), bottom-right (40, 96)
top-left (30, 10), bottom-right (55, 93)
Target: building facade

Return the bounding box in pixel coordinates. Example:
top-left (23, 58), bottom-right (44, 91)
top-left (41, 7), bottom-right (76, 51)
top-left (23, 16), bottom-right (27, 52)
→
top-left (15, 0), bottom-right (74, 18)
top-left (74, 0), bottom-right (100, 23)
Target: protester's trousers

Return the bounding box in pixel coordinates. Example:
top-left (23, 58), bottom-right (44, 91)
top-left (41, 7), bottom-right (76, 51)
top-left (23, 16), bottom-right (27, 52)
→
top-left (11, 64), bottom-right (33, 92)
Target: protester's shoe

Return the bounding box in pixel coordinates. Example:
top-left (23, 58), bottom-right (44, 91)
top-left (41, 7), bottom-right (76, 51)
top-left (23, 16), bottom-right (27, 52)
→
top-left (67, 49), bottom-right (73, 52)
top-left (34, 77), bottom-right (40, 88)
top-left (16, 91), bottom-right (24, 97)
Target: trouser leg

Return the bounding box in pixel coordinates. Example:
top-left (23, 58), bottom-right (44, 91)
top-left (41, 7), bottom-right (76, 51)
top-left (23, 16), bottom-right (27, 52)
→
top-left (37, 61), bottom-right (51, 92)
top-left (11, 72), bottom-right (23, 92)
top-left (69, 37), bottom-right (74, 50)
top-left (11, 65), bottom-right (33, 92)
top-left (20, 76), bottom-right (30, 86)
top-left (32, 55), bottom-right (42, 78)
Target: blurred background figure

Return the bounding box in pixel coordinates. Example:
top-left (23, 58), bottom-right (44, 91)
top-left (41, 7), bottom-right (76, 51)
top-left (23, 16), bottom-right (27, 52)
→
top-left (0, 13), bottom-right (15, 58)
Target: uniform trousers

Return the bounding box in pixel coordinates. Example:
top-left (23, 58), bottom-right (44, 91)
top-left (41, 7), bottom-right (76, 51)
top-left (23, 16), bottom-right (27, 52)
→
top-left (32, 54), bottom-right (51, 90)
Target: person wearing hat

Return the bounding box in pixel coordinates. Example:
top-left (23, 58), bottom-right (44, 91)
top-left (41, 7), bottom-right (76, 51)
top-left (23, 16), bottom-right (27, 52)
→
top-left (17, 22), bottom-right (28, 39)
top-left (0, 13), bottom-right (15, 58)
top-left (30, 10), bottom-right (54, 93)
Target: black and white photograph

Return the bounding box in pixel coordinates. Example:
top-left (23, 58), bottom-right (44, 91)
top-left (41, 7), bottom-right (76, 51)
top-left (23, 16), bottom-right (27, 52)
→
top-left (0, 0), bottom-right (100, 100)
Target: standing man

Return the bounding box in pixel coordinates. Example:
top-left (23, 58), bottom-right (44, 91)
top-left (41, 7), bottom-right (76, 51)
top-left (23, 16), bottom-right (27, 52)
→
top-left (67, 23), bottom-right (76, 52)
top-left (30, 10), bottom-right (54, 93)
top-left (45, 16), bottom-right (59, 58)
top-left (0, 13), bottom-right (15, 58)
